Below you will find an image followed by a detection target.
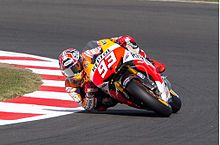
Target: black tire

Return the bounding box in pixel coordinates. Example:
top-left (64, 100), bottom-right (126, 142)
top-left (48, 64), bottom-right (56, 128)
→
top-left (126, 79), bottom-right (172, 117)
top-left (169, 94), bottom-right (182, 113)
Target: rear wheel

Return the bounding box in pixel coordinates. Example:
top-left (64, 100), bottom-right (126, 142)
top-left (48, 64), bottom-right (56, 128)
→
top-left (126, 79), bottom-right (172, 117)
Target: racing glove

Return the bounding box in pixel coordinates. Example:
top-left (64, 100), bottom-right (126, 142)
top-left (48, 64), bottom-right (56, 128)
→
top-left (110, 36), bottom-right (121, 43)
top-left (66, 87), bottom-right (82, 103)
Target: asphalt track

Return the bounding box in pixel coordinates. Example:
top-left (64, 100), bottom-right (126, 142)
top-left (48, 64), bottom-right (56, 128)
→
top-left (0, 0), bottom-right (218, 145)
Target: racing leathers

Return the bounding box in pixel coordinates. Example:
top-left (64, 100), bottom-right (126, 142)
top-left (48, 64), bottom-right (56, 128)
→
top-left (64, 36), bottom-right (166, 111)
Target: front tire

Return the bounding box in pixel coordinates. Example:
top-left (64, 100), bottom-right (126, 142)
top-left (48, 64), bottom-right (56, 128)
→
top-left (126, 79), bottom-right (172, 117)
top-left (168, 91), bottom-right (181, 113)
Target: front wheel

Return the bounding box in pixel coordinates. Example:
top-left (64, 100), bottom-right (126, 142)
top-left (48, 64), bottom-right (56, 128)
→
top-left (168, 90), bottom-right (182, 113)
top-left (126, 79), bottom-right (172, 117)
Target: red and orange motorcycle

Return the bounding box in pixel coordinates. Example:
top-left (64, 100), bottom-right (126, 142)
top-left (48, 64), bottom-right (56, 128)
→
top-left (89, 39), bottom-right (181, 117)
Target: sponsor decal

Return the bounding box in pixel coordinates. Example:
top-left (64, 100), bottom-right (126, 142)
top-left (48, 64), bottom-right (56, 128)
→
top-left (101, 40), bottom-right (107, 45)
top-left (84, 63), bottom-right (88, 68)
top-left (123, 77), bottom-right (131, 87)
top-left (137, 72), bottom-right (145, 79)
top-left (92, 49), bottom-right (111, 72)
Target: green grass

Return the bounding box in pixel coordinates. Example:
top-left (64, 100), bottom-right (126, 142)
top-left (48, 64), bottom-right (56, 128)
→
top-left (0, 64), bottom-right (42, 101)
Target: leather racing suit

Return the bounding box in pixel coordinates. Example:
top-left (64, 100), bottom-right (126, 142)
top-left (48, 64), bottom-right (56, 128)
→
top-left (65, 36), bottom-right (166, 111)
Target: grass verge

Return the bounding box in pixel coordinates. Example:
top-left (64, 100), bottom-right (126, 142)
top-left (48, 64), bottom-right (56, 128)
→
top-left (0, 63), bottom-right (42, 101)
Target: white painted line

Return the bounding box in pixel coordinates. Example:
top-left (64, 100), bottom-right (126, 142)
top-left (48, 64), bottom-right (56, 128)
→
top-left (29, 68), bottom-right (62, 76)
top-left (23, 91), bottom-right (72, 100)
top-left (0, 106), bottom-right (84, 126)
top-left (0, 102), bottom-right (83, 114)
top-left (0, 114), bottom-right (71, 126)
top-left (0, 110), bottom-right (83, 126)
top-left (0, 50), bottom-right (58, 62)
top-left (0, 60), bottom-right (59, 68)
top-left (42, 80), bottom-right (65, 87)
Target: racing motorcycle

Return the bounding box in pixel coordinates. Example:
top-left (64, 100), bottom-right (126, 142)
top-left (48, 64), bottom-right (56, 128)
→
top-left (89, 39), bottom-right (181, 117)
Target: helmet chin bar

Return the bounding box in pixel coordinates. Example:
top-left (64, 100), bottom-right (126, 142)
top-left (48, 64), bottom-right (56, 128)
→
top-left (63, 67), bottom-right (75, 77)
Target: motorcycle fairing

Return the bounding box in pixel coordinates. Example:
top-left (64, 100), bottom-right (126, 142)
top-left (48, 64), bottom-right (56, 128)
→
top-left (123, 49), bottom-right (153, 67)
top-left (90, 39), bottom-right (171, 104)
top-left (90, 44), bottom-right (125, 86)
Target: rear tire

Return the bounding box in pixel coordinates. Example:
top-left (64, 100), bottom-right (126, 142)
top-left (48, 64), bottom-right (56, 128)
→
top-left (126, 79), bottom-right (172, 117)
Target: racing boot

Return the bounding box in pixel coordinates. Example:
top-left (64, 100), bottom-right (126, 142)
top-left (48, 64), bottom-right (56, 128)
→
top-left (95, 96), bottom-right (118, 111)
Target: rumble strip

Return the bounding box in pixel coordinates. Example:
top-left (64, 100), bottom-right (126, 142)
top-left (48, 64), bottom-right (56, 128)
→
top-left (0, 50), bottom-right (84, 125)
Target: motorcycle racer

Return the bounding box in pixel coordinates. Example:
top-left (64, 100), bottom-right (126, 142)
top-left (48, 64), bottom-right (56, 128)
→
top-left (58, 35), bottom-right (166, 111)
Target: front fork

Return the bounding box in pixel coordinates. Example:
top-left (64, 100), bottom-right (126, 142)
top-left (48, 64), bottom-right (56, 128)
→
top-left (114, 67), bottom-right (139, 100)
top-left (162, 75), bottom-right (179, 98)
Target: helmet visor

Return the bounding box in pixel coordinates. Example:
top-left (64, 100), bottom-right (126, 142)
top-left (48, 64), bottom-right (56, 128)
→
top-left (63, 61), bottom-right (82, 77)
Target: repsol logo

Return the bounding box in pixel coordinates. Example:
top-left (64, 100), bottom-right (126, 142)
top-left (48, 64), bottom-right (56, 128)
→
top-left (131, 53), bottom-right (151, 65)
top-left (92, 49), bottom-right (110, 72)
top-left (131, 53), bottom-right (144, 60)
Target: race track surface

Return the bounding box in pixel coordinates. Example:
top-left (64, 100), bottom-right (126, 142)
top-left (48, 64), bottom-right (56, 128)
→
top-left (0, 0), bottom-right (218, 145)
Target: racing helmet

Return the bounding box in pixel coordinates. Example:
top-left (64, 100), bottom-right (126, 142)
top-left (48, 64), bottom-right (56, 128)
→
top-left (59, 48), bottom-right (83, 79)
top-left (118, 35), bottom-right (140, 53)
